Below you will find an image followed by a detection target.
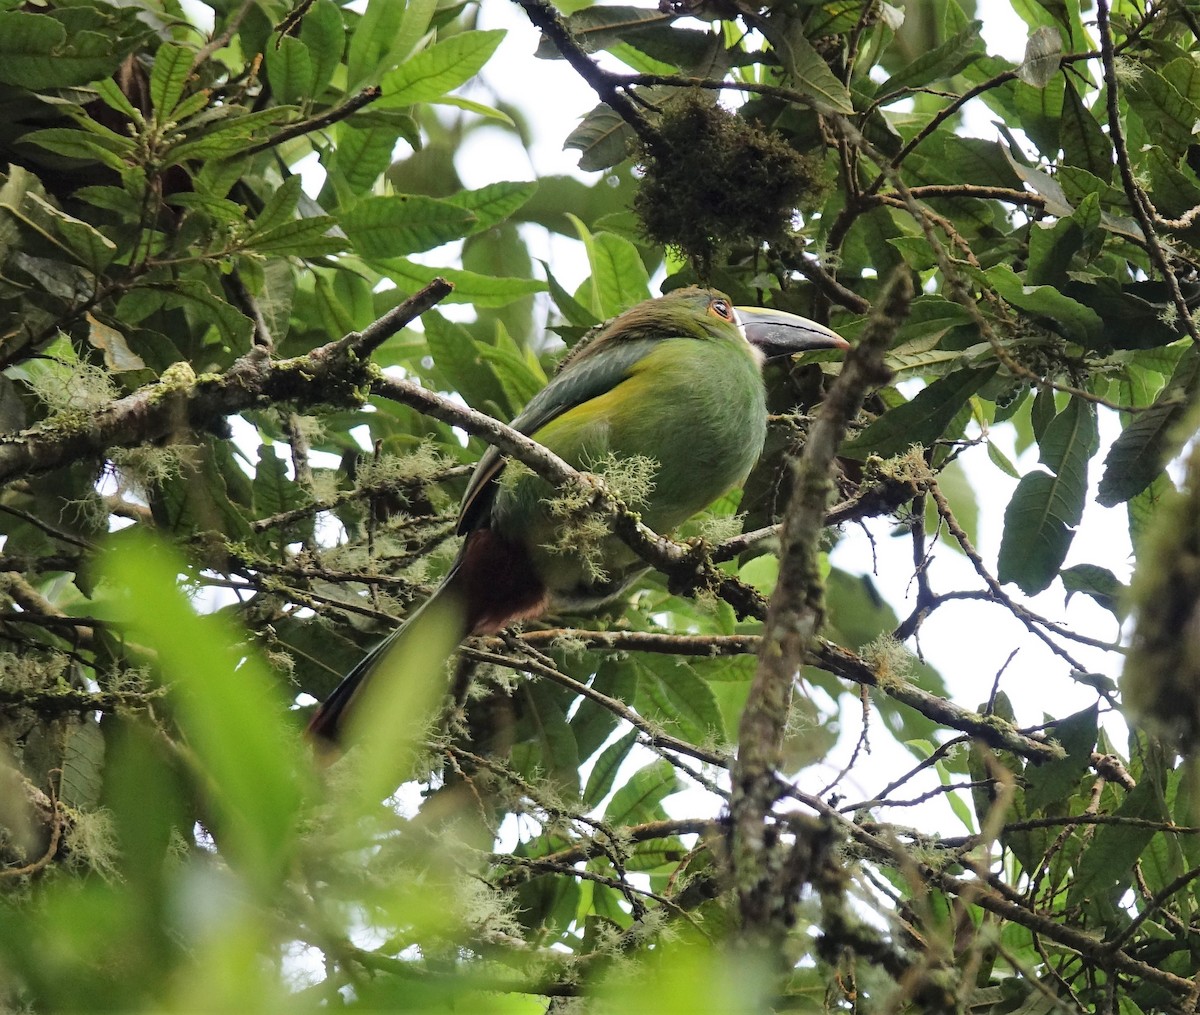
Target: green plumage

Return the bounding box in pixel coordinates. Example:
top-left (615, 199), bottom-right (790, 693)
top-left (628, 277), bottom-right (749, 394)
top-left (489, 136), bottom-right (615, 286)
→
top-left (309, 286), bottom-right (847, 744)
top-left (488, 315), bottom-right (768, 605)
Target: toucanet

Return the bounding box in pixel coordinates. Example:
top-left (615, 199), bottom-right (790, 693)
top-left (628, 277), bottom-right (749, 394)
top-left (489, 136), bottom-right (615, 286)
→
top-left (308, 286), bottom-right (848, 744)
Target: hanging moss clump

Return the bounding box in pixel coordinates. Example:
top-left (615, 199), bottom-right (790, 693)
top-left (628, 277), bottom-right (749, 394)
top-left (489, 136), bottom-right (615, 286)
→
top-left (634, 92), bottom-right (826, 275)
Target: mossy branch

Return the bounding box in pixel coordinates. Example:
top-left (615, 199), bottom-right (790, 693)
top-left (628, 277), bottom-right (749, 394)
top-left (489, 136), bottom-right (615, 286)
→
top-left (0, 279), bottom-right (453, 484)
top-left (730, 269), bottom-right (908, 949)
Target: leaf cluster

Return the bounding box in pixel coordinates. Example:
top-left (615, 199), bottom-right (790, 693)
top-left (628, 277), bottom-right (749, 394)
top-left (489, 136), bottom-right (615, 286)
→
top-left (2, 0), bottom-right (1200, 1012)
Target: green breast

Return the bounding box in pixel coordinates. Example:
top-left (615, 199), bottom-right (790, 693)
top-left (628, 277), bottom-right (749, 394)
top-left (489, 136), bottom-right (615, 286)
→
top-left (491, 336), bottom-right (767, 603)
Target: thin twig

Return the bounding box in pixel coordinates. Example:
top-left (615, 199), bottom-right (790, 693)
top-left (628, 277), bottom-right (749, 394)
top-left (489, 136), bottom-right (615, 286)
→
top-left (241, 86), bottom-right (383, 157)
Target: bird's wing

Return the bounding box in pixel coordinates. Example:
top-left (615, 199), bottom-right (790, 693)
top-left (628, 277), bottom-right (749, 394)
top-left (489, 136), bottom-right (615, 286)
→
top-left (457, 336), bottom-right (660, 533)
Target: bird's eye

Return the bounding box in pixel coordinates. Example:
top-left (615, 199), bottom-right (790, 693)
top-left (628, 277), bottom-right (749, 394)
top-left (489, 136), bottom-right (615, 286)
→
top-left (709, 298), bottom-right (733, 321)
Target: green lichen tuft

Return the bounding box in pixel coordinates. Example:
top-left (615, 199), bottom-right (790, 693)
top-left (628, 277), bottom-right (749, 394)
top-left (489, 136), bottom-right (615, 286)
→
top-left (861, 633), bottom-right (914, 683)
top-left (109, 443), bottom-right (192, 493)
top-left (543, 453), bottom-right (658, 585)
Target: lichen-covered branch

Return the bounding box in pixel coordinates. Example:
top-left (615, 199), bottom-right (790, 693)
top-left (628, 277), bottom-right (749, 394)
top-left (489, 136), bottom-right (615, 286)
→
top-left (729, 270), bottom-right (907, 950)
top-left (0, 279), bottom-right (453, 485)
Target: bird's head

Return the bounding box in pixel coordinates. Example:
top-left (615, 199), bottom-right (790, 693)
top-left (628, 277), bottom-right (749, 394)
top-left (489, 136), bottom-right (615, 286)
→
top-left (645, 286), bottom-right (849, 363)
top-left (564, 287), bottom-right (849, 371)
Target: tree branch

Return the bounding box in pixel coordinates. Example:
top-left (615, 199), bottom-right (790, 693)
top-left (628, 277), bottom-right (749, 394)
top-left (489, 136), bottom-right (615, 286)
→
top-left (0, 279), bottom-right (453, 485)
top-left (730, 269), bottom-right (907, 950)
top-left (511, 0), bottom-right (659, 151)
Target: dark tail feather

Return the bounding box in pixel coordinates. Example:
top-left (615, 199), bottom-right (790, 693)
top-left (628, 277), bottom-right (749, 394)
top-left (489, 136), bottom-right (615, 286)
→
top-left (306, 567), bottom-right (469, 747)
top-left (306, 530), bottom-right (549, 750)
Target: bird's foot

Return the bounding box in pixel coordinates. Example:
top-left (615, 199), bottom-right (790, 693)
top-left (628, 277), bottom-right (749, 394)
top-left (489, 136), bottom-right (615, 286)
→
top-left (664, 537), bottom-right (715, 598)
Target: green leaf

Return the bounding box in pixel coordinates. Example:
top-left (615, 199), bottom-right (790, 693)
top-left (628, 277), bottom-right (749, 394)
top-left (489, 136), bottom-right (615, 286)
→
top-left (1128, 65), bottom-right (1200, 161)
top-left (9, 252), bottom-right (90, 300)
top-left (997, 470), bottom-right (1079, 595)
top-left (100, 530), bottom-right (305, 888)
top-left (160, 278), bottom-right (255, 348)
top-left (874, 21), bottom-right (984, 96)
top-left (0, 12), bottom-right (124, 88)
top-left (1026, 210), bottom-right (1084, 288)
top-left (253, 443), bottom-right (305, 520)
top-left (983, 263), bottom-right (1103, 345)
top-left (997, 396), bottom-right (1096, 594)
top-left (1016, 25), bottom-right (1062, 88)
top-left (433, 94), bottom-right (515, 125)
top-left (635, 660), bottom-right (725, 745)
top-left (1060, 77), bottom-right (1112, 183)
top-left (443, 181), bottom-right (538, 235)
top-left (333, 118), bottom-right (415, 196)
top-left (565, 104), bottom-right (637, 171)
top-left (475, 326), bottom-right (548, 413)
top-left (1068, 780), bottom-right (1165, 909)
top-left (604, 759), bottom-right (679, 825)
top-left (346, 0), bottom-right (407, 87)
top-left (987, 440), bottom-right (1021, 479)
top-left (582, 728), bottom-right (638, 808)
top-left (842, 366), bottom-right (998, 458)
top-left (1038, 394), bottom-right (1099, 476)
top-left (299, 0), bottom-right (344, 97)
top-left (59, 713), bottom-right (105, 810)
top-left (243, 177), bottom-right (341, 257)
top-left (26, 193), bottom-right (117, 271)
top-left (542, 6), bottom-right (673, 58)
top-left (379, 30), bottom-right (505, 106)
top-left (341, 194), bottom-right (477, 257)
top-left (243, 217), bottom-right (343, 257)
top-left (1097, 398), bottom-right (1190, 507)
top-left (1060, 564), bottom-right (1126, 617)
top-left (148, 438), bottom-right (255, 539)
top-left (23, 127), bottom-right (134, 171)
top-left (1024, 705), bottom-right (1097, 812)
top-left (266, 35), bottom-right (314, 106)
top-left (150, 42), bottom-right (192, 117)
top-left (423, 309), bottom-right (509, 413)
top-left (622, 834), bottom-right (688, 873)
top-left (169, 89), bottom-right (210, 123)
top-left (373, 258), bottom-right (546, 308)
top-left (346, 0), bottom-right (435, 88)
top-left (0, 174), bottom-right (114, 267)
top-left (329, 269), bottom-right (377, 337)
top-left (512, 682), bottom-right (581, 798)
top-left (255, 258), bottom-right (296, 344)
top-left (570, 215), bottom-right (651, 318)
top-left (759, 21), bottom-right (854, 114)
top-left (543, 263), bottom-right (601, 330)
top-left (249, 175), bottom-right (302, 238)
top-left (167, 191), bottom-right (247, 223)
top-left (91, 76), bottom-right (140, 120)
top-left (166, 107), bottom-right (300, 164)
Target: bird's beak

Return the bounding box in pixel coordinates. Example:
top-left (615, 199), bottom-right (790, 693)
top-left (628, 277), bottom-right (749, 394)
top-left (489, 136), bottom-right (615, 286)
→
top-left (735, 305), bottom-right (850, 360)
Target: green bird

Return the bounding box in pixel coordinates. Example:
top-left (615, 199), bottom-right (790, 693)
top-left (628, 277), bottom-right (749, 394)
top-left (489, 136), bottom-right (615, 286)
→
top-left (308, 286), bottom-right (848, 744)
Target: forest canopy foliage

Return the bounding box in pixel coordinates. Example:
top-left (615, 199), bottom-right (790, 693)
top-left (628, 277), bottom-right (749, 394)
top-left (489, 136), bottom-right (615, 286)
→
top-left (2, 0), bottom-right (1200, 1011)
